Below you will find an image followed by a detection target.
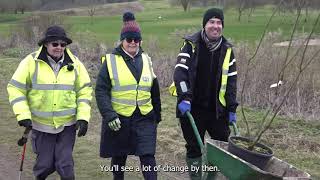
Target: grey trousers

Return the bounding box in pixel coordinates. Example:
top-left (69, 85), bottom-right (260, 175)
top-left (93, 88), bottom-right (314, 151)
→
top-left (31, 125), bottom-right (76, 179)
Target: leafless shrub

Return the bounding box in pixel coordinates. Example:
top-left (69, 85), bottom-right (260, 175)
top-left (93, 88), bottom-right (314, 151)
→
top-left (69, 42), bottom-right (108, 81)
top-left (7, 14), bottom-right (71, 49)
top-left (144, 37), bottom-right (176, 88)
top-left (170, 27), bottom-right (198, 39)
top-left (236, 32), bottom-right (320, 122)
top-left (0, 35), bottom-right (10, 52)
top-left (239, 6), bottom-right (320, 149)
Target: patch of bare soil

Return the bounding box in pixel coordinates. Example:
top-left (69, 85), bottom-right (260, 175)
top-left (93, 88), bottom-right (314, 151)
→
top-left (0, 144), bottom-right (24, 180)
top-left (273, 38), bottom-right (320, 46)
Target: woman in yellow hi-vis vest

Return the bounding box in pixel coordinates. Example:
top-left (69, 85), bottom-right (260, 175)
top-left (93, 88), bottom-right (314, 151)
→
top-left (7, 26), bottom-right (92, 180)
top-left (95, 12), bottom-right (161, 180)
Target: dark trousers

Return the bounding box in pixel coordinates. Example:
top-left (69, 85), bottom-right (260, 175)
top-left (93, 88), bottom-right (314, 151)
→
top-left (180, 107), bottom-right (230, 158)
top-left (31, 125), bottom-right (76, 179)
top-left (111, 154), bottom-right (157, 180)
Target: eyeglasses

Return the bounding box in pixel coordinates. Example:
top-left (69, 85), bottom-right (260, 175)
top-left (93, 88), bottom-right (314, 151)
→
top-left (125, 38), bottom-right (141, 43)
top-left (51, 42), bottom-right (67, 47)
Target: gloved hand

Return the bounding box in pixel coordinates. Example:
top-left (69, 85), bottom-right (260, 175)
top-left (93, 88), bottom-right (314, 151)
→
top-left (18, 119), bottom-right (32, 128)
top-left (108, 118), bottom-right (121, 131)
top-left (229, 112), bottom-right (237, 124)
top-left (178, 100), bottom-right (191, 115)
top-left (76, 120), bottom-right (88, 137)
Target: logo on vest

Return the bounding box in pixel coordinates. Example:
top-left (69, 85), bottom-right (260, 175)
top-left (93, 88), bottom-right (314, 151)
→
top-left (142, 76), bottom-right (150, 82)
top-left (180, 58), bottom-right (186, 64)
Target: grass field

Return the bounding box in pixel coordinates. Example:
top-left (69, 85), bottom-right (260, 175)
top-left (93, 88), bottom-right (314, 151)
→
top-left (0, 0), bottom-right (320, 179)
top-left (0, 1), bottom-right (319, 51)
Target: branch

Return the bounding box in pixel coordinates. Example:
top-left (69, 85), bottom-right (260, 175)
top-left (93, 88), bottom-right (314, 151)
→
top-left (278, 8), bottom-right (301, 82)
top-left (249, 12), bottom-right (320, 149)
top-left (299, 12), bottom-right (320, 70)
top-left (240, 2), bottom-right (282, 137)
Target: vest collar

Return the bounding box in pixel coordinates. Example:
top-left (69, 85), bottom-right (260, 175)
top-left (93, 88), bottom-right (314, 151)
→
top-left (113, 45), bottom-right (143, 61)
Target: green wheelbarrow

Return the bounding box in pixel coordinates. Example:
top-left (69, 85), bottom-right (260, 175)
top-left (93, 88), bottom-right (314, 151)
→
top-left (186, 111), bottom-right (311, 180)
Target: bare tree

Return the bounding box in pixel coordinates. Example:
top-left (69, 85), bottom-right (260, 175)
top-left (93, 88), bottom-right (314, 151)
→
top-left (0, 0), bottom-right (10, 13)
top-left (237, 0), bottom-right (247, 21)
top-left (88, 0), bottom-right (97, 24)
top-left (239, 2), bottom-right (320, 150)
top-left (13, 0), bottom-right (30, 14)
top-left (246, 0), bottom-right (256, 22)
top-left (180, 0), bottom-right (190, 12)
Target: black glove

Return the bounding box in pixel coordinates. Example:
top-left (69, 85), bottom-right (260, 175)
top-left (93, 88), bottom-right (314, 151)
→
top-left (76, 120), bottom-right (88, 137)
top-left (18, 119), bottom-right (32, 128)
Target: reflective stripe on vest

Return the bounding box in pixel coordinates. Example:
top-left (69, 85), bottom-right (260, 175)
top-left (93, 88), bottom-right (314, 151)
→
top-left (169, 46), bottom-right (232, 106)
top-left (219, 48), bottom-right (232, 107)
top-left (32, 60), bottom-right (77, 90)
top-left (106, 53), bottom-right (154, 116)
top-left (32, 120), bottom-right (76, 134)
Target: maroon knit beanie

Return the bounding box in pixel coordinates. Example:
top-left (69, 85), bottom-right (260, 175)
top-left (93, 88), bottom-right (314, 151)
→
top-left (120, 12), bottom-right (141, 40)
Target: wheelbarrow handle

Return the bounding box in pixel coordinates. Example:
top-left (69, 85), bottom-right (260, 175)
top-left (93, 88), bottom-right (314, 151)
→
top-left (186, 111), bottom-right (204, 151)
top-left (186, 112), bottom-right (240, 149)
top-left (231, 122), bottom-right (240, 136)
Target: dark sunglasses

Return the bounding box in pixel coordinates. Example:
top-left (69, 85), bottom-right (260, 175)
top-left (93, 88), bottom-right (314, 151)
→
top-left (51, 42), bottom-right (67, 47)
top-left (125, 38), bottom-right (141, 43)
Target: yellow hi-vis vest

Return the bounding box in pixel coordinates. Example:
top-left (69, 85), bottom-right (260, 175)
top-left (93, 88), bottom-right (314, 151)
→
top-left (7, 46), bottom-right (92, 131)
top-left (102, 53), bottom-right (155, 117)
top-left (169, 48), bottom-right (232, 107)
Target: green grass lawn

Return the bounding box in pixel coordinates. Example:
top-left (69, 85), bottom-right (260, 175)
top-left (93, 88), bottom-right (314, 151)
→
top-left (0, 1), bottom-right (319, 52)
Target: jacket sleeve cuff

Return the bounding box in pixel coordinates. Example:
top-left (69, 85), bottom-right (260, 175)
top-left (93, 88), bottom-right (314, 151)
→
top-left (17, 113), bottom-right (31, 121)
top-left (104, 114), bottom-right (118, 123)
top-left (227, 104), bottom-right (238, 113)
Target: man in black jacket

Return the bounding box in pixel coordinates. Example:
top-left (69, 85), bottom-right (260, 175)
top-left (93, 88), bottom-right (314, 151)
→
top-left (173, 8), bottom-right (238, 179)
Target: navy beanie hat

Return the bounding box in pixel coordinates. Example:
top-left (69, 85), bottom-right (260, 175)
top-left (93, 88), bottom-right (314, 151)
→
top-left (120, 12), bottom-right (141, 40)
top-left (202, 8), bottom-right (224, 28)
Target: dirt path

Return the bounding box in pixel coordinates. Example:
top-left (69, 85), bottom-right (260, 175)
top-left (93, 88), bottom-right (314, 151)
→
top-left (273, 38), bottom-right (320, 46)
top-left (0, 144), bottom-right (26, 180)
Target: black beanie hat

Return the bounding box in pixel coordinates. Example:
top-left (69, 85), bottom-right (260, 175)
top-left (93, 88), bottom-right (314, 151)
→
top-left (202, 8), bottom-right (224, 28)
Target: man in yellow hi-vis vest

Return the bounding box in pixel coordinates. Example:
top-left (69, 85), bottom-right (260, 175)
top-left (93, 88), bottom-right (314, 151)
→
top-left (7, 25), bottom-right (92, 180)
top-left (173, 8), bottom-right (238, 179)
top-left (95, 12), bottom-right (161, 180)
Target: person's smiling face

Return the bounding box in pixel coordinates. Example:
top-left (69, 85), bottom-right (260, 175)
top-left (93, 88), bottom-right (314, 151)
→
top-left (122, 38), bottom-right (141, 56)
top-left (204, 18), bottom-right (223, 40)
top-left (45, 40), bottom-right (67, 59)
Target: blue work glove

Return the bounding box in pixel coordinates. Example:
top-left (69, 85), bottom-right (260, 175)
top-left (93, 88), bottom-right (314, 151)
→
top-left (229, 112), bottom-right (237, 124)
top-left (108, 118), bottom-right (121, 131)
top-left (76, 120), bottom-right (88, 137)
top-left (178, 100), bottom-right (191, 115)
top-left (18, 119), bottom-right (32, 128)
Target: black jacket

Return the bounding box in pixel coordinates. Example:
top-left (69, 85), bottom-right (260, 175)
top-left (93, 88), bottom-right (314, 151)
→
top-left (173, 31), bottom-right (238, 118)
top-left (95, 45), bottom-right (161, 123)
